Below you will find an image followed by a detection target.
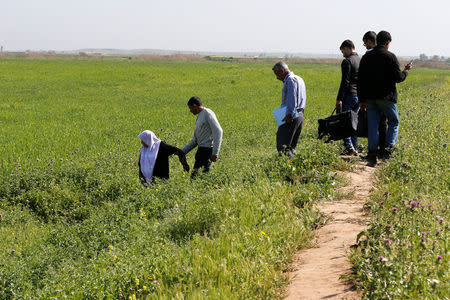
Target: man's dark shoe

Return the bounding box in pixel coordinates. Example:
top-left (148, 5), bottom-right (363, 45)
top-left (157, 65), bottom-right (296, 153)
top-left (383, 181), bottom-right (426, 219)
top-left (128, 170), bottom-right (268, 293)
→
top-left (382, 146), bottom-right (397, 159)
top-left (362, 152), bottom-right (377, 167)
top-left (341, 147), bottom-right (357, 156)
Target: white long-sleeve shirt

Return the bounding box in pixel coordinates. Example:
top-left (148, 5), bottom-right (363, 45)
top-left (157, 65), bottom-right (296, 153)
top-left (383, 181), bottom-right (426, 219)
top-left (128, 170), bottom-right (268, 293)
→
top-left (182, 108), bottom-right (223, 156)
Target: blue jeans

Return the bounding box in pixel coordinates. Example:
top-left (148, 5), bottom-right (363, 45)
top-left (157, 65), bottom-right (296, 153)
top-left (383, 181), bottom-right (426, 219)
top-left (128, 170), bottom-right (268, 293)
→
top-left (366, 100), bottom-right (399, 153)
top-left (340, 95), bottom-right (359, 150)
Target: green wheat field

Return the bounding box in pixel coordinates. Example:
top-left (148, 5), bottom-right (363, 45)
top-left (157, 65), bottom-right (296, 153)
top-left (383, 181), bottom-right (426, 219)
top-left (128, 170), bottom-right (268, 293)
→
top-left (0, 59), bottom-right (448, 299)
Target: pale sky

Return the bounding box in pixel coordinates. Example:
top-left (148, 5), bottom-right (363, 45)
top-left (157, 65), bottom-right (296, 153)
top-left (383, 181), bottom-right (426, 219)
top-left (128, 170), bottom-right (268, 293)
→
top-left (1, 0), bottom-right (449, 57)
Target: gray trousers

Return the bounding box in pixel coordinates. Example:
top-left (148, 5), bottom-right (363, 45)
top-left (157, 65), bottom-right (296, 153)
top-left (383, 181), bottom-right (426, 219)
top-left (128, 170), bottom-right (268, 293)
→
top-left (276, 112), bottom-right (304, 158)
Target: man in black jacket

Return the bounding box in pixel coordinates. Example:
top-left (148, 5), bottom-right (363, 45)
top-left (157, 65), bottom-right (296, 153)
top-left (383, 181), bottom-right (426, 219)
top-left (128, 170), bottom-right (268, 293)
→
top-left (336, 39), bottom-right (360, 155)
top-left (362, 31), bottom-right (387, 155)
top-left (358, 31), bottom-right (412, 165)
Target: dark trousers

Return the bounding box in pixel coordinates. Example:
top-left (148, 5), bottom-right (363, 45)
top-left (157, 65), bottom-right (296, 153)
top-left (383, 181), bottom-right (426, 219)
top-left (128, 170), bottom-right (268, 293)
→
top-left (276, 111), bottom-right (304, 158)
top-left (191, 147), bottom-right (212, 178)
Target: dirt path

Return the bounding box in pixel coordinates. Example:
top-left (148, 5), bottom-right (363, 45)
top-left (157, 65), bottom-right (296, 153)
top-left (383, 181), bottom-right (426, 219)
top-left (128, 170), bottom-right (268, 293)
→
top-left (285, 161), bottom-right (376, 300)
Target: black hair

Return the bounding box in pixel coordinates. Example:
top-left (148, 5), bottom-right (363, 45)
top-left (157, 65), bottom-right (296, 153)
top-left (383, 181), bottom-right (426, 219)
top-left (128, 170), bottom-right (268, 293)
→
top-left (376, 31), bottom-right (392, 46)
top-left (187, 96), bottom-right (202, 106)
top-left (363, 31), bottom-right (377, 44)
top-left (339, 39), bottom-right (355, 50)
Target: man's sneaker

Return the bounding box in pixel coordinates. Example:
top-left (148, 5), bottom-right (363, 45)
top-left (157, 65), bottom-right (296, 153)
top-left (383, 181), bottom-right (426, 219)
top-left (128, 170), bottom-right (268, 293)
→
top-left (341, 148), bottom-right (357, 156)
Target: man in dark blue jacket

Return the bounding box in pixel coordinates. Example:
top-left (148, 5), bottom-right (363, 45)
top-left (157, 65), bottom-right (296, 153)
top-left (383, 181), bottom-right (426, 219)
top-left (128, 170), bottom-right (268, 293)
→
top-left (358, 31), bottom-right (412, 165)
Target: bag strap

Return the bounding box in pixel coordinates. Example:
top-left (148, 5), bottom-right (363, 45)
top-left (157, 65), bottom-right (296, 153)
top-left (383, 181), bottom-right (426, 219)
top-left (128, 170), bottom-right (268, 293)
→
top-left (330, 108), bottom-right (336, 116)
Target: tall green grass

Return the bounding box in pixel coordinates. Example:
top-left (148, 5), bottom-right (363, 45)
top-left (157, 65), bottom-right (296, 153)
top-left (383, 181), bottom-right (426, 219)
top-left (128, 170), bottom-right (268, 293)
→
top-left (0, 59), bottom-right (345, 299)
top-left (351, 70), bottom-right (449, 298)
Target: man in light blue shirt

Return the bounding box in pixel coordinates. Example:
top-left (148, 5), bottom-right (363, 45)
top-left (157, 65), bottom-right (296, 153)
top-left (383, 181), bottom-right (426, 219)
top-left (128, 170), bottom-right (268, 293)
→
top-left (272, 61), bottom-right (306, 158)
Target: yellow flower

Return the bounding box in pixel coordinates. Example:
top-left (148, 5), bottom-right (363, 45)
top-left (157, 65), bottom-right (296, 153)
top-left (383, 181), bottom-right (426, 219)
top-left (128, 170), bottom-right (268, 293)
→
top-left (148, 275), bottom-right (153, 280)
top-left (108, 245), bottom-right (114, 251)
top-left (143, 285), bottom-right (148, 291)
top-left (135, 278), bottom-right (140, 286)
top-left (247, 232), bottom-right (251, 236)
top-left (261, 231), bottom-right (267, 236)
top-left (113, 255), bottom-right (117, 260)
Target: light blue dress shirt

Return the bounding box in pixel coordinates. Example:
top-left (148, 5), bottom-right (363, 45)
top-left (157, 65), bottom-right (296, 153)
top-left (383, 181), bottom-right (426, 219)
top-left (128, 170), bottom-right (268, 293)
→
top-left (281, 72), bottom-right (306, 117)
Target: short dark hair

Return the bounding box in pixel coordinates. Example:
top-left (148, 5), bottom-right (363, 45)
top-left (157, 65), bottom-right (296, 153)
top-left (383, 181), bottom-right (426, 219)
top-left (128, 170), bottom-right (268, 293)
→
top-left (187, 96), bottom-right (202, 106)
top-left (376, 31), bottom-right (392, 46)
top-left (363, 31), bottom-right (377, 44)
top-left (339, 40), bottom-right (355, 50)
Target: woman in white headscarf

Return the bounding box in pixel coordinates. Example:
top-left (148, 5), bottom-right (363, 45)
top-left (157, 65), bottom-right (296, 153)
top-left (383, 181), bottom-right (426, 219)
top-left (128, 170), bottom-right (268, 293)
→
top-left (138, 130), bottom-right (189, 185)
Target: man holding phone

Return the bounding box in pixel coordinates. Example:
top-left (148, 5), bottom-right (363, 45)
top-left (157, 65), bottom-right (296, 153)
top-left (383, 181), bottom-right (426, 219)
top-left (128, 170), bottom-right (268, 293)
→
top-left (358, 31), bottom-right (413, 166)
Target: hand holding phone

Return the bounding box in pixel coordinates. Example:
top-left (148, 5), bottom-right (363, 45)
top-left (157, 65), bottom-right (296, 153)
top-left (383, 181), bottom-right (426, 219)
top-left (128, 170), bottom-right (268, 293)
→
top-left (405, 59), bottom-right (413, 71)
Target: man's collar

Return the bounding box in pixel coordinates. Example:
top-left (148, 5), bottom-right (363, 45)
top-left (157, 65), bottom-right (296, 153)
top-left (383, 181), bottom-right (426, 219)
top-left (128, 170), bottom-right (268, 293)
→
top-left (283, 72), bottom-right (293, 82)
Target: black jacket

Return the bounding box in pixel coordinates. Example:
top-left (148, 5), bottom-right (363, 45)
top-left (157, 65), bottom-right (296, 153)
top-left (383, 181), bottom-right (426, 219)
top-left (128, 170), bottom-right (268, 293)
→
top-left (139, 141), bottom-right (187, 185)
top-left (337, 52), bottom-right (360, 101)
top-left (357, 45), bottom-right (408, 103)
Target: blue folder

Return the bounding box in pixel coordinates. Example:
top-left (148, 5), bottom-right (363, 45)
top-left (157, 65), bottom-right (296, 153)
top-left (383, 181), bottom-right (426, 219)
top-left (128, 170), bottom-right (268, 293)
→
top-left (272, 105), bottom-right (299, 127)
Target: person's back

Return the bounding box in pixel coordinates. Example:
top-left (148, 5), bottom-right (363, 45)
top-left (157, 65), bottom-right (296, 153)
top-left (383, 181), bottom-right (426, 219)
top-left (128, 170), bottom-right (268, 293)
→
top-left (359, 45), bottom-right (407, 103)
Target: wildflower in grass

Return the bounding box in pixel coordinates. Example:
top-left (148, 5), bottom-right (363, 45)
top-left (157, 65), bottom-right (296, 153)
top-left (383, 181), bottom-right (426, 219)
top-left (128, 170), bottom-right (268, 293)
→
top-left (247, 232), bottom-right (251, 236)
top-left (393, 207), bottom-right (397, 211)
top-left (143, 286), bottom-right (148, 291)
top-left (431, 279), bottom-right (440, 284)
top-left (386, 224), bottom-right (392, 229)
top-left (0, 213), bottom-right (3, 218)
top-left (401, 199), bottom-right (406, 203)
top-left (261, 231), bottom-right (267, 236)
top-left (380, 256), bottom-right (388, 262)
top-left (406, 205), bottom-right (411, 209)
top-left (437, 255), bottom-right (443, 260)
top-left (135, 278), bottom-right (139, 286)
top-left (411, 201), bottom-right (419, 207)
top-left (380, 201), bottom-right (384, 205)
top-left (11, 249), bottom-right (16, 254)
top-left (437, 230), bottom-right (442, 235)
top-left (408, 221), bottom-right (412, 225)
top-left (384, 238), bottom-right (391, 243)
top-left (439, 217), bottom-right (444, 222)
top-left (108, 245), bottom-right (114, 251)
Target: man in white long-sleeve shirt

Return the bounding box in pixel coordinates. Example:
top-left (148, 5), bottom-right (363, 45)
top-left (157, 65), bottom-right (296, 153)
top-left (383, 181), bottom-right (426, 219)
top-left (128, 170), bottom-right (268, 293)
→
top-left (182, 96), bottom-right (223, 177)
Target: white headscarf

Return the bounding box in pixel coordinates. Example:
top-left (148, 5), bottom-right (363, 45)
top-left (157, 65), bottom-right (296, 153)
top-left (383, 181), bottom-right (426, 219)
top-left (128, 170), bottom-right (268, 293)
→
top-left (138, 130), bottom-right (161, 183)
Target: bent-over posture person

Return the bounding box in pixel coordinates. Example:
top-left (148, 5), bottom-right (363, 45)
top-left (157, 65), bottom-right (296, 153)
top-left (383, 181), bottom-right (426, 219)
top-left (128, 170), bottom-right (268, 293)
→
top-left (182, 96), bottom-right (223, 178)
top-left (272, 61), bottom-right (306, 158)
top-left (138, 130), bottom-right (189, 185)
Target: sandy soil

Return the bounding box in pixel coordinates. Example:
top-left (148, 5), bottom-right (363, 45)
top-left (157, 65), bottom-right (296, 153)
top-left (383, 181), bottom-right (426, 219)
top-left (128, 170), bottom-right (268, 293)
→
top-left (284, 161), bottom-right (376, 300)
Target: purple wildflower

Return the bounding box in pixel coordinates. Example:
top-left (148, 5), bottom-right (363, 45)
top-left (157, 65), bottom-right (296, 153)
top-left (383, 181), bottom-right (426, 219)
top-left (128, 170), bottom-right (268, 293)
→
top-left (402, 200), bottom-right (406, 203)
top-left (380, 256), bottom-right (388, 262)
top-left (408, 221), bottom-right (412, 225)
top-left (428, 204), bottom-right (432, 207)
top-left (385, 238), bottom-right (392, 243)
top-left (380, 201), bottom-right (385, 205)
top-left (386, 224), bottom-right (392, 229)
top-left (11, 249), bottom-right (16, 254)
top-left (393, 207), bottom-right (398, 211)
top-left (437, 255), bottom-right (443, 260)
top-left (439, 217), bottom-right (444, 222)
top-left (421, 232), bottom-right (426, 236)
top-left (406, 205), bottom-right (411, 209)
top-left (437, 230), bottom-right (442, 234)
top-left (411, 201), bottom-right (419, 207)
